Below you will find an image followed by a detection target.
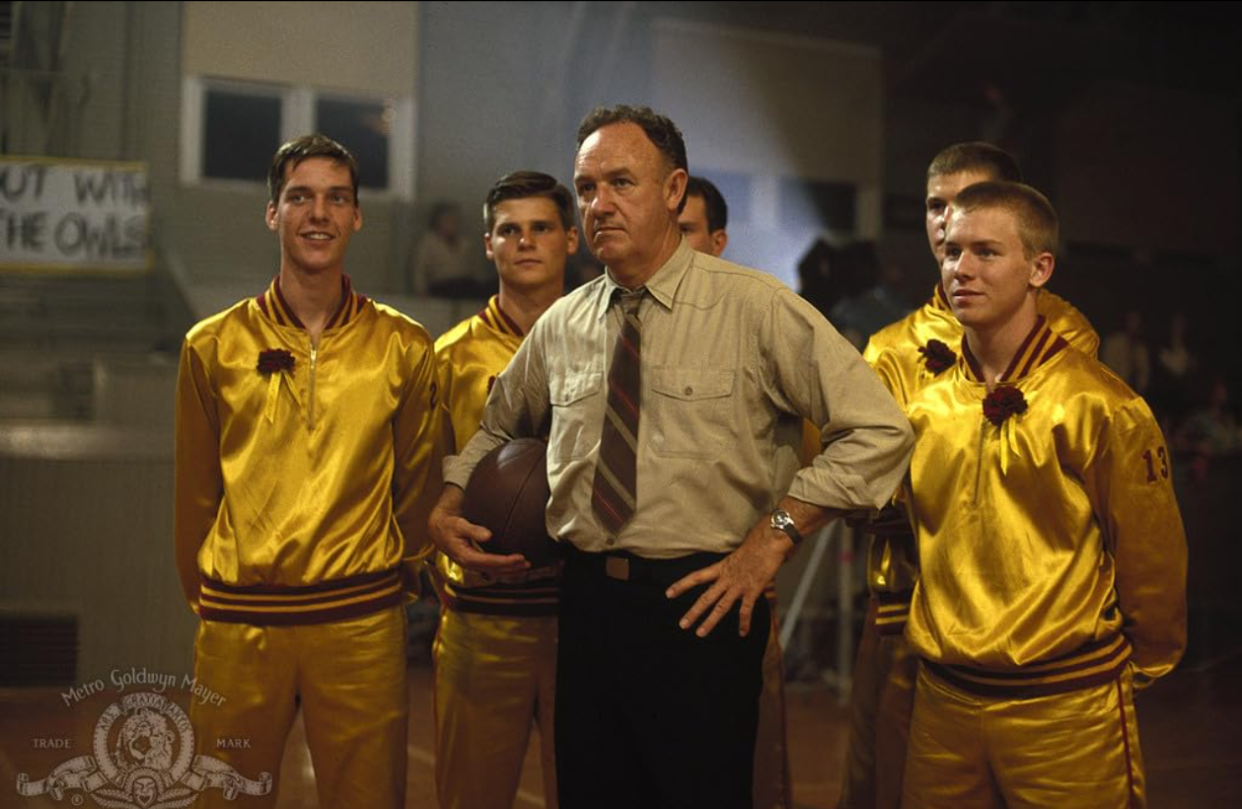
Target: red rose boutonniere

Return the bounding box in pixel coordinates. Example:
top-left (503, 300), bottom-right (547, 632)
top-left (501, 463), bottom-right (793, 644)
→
top-left (257, 349), bottom-right (295, 423)
top-left (918, 339), bottom-right (956, 375)
top-left (983, 385), bottom-right (1027, 426)
top-left (257, 349), bottom-right (295, 375)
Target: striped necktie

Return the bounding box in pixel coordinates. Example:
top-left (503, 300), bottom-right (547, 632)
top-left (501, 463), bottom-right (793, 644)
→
top-left (592, 289), bottom-right (643, 532)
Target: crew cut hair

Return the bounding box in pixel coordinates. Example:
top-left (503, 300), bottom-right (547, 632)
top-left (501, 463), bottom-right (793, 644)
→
top-left (950, 181), bottom-right (1058, 258)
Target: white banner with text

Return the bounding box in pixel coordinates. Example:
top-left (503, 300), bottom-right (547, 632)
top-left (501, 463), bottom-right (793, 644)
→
top-left (1, 157), bottom-right (150, 272)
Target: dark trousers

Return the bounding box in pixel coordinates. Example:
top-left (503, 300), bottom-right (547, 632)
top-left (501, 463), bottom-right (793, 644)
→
top-left (555, 549), bottom-right (770, 809)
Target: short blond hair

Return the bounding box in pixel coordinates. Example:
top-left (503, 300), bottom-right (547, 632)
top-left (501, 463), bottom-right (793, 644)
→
top-left (927, 142), bottom-right (1022, 183)
top-left (950, 181), bottom-right (1058, 259)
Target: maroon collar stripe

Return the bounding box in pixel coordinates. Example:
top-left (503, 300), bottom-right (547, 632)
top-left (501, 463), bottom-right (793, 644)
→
top-left (258, 276), bottom-right (360, 330)
top-left (270, 277), bottom-right (304, 329)
top-left (960, 316), bottom-right (1067, 384)
top-left (999, 316), bottom-right (1048, 382)
top-left (960, 339), bottom-right (985, 383)
top-left (1006, 317), bottom-right (1051, 382)
top-left (322, 276), bottom-right (355, 330)
top-left (492, 299), bottom-right (523, 337)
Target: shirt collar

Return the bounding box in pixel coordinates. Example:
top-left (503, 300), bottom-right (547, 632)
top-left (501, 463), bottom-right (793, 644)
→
top-left (481, 294), bottom-right (523, 337)
top-left (959, 315), bottom-right (1069, 384)
top-left (593, 238), bottom-right (695, 319)
top-left (256, 274), bottom-right (360, 330)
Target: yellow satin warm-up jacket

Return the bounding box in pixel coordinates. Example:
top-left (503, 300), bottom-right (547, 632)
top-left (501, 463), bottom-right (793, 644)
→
top-left (859, 284), bottom-right (1100, 630)
top-left (174, 276), bottom-right (444, 624)
top-left (903, 318), bottom-right (1187, 696)
top-left (431, 295), bottom-right (559, 616)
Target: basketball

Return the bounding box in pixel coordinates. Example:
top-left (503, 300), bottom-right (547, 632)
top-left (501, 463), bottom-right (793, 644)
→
top-left (461, 438), bottom-right (559, 567)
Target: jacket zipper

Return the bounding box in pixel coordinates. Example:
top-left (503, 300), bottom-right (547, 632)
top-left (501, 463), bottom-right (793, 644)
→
top-left (308, 338), bottom-right (318, 429)
top-left (972, 416), bottom-right (986, 505)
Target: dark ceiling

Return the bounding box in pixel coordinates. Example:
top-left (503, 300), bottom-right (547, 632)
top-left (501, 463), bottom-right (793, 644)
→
top-left (648, 2), bottom-right (1242, 107)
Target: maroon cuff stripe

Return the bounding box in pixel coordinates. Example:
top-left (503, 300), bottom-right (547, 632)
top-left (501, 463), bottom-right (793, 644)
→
top-left (875, 592), bottom-right (911, 634)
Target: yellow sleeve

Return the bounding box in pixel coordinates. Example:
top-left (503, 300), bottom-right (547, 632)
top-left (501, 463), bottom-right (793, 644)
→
top-left (1085, 397), bottom-right (1188, 686)
top-left (173, 337), bottom-right (222, 614)
top-left (868, 347), bottom-right (913, 407)
top-left (433, 344), bottom-right (458, 456)
top-left (798, 420), bottom-right (821, 467)
top-left (1040, 291), bottom-right (1100, 359)
top-left (446, 328), bottom-right (549, 489)
top-left (393, 336), bottom-right (447, 580)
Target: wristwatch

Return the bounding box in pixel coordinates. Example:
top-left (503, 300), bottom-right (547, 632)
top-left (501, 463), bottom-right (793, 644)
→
top-left (769, 508), bottom-right (803, 545)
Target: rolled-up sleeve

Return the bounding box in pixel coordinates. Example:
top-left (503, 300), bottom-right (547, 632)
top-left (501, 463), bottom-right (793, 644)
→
top-left (760, 288), bottom-right (914, 510)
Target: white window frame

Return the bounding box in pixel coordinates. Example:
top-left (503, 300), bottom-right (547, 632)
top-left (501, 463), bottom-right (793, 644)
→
top-left (180, 76), bottom-right (413, 201)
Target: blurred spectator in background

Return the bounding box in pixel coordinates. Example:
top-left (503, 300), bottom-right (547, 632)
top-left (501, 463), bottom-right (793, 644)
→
top-left (1151, 311), bottom-right (1197, 426)
top-left (1176, 374), bottom-right (1242, 482)
top-left (828, 242), bottom-right (911, 350)
top-left (1103, 309), bottom-right (1151, 394)
top-left (411, 202), bottom-right (491, 298)
top-left (797, 238), bottom-right (838, 317)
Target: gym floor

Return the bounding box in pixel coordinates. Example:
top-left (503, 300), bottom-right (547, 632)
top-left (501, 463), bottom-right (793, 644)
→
top-left (5, 653), bottom-right (1237, 808)
top-left (280, 655), bottom-right (1242, 808)
top-left (7, 656), bottom-right (1232, 809)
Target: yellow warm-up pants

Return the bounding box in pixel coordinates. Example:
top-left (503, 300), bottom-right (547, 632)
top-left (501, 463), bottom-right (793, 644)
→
top-left (433, 609), bottom-right (558, 809)
top-left (902, 665), bottom-right (1146, 809)
top-left (188, 607), bottom-right (409, 809)
top-left (838, 597), bottom-right (919, 809)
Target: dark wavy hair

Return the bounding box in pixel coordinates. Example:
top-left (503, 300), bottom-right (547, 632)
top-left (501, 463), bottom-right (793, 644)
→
top-left (267, 133), bottom-right (359, 205)
top-left (686, 176), bottom-right (728, 233)
top-left (484, 171), bottom-right (576, 232)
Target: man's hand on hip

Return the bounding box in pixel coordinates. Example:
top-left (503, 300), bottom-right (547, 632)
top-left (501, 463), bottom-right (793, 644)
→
top-left (665, 522), bottom-right (793, 638)
top-left (665, 497), bottom-right (837, 637)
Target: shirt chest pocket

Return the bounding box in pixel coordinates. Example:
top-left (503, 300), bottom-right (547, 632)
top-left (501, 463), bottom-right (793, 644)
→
top-left (549, 371), bottom-right (603, 460)
top-left (647, 367), bottom-right (735, 459)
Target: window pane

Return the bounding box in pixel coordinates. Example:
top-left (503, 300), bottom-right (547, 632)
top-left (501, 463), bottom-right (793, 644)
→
top-left (203, 89), bottom-right (281, 182)
top-left (316, 98), bottom-right (390, 190)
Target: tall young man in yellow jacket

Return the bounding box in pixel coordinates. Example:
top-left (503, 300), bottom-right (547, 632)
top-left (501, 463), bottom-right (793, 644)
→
top-left (901, 181), bottom-right (1186, 808)
top-left (175, 134), bottom-right (442, 808)
top-left (841, 143), bottom-right (1100, 809)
